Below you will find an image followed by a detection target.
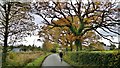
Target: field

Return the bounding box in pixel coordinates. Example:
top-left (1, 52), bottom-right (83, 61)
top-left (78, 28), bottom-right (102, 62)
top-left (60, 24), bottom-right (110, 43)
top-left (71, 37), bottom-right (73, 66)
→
top-left (6, 51), bottom-right (44, 67)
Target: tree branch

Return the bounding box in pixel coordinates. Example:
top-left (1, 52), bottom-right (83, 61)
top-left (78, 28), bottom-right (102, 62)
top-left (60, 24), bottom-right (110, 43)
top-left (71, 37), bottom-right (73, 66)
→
top-left (104, 26), bottom-right (120, 35)
top-left (94, 29), bottom-right (119, 44)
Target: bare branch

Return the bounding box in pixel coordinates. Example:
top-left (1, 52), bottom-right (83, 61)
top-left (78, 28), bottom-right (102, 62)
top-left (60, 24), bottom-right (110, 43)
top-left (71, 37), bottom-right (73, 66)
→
top-left (94, 29), bottom-right (118, 44)
top-left (52, 2), bottom-right (70, 22)
top-left (100, 27), bottom-right (110, 33)
top-left (36, 13), bottom-right (51, 25)
top-left (104, 26), bottom-right (120, 35)
top-left (70, 0), bottom-right (77, 15)
top-left (107, 15), bottom-right (120, 22)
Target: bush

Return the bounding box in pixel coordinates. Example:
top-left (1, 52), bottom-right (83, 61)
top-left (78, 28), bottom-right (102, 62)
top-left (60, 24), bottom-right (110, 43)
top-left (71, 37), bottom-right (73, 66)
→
top-left (50, 49), bottom-right (56, 53)
top-left (64, 50), bottom-right (120, 68)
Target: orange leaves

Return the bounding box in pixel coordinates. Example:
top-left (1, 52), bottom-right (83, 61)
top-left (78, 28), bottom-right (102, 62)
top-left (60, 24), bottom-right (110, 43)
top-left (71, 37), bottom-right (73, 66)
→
top-left (53, 16), bottom-right (80, 26)
top-left (56, 2), bottom-right (66, 9)
top-left (83, 15), bottom-right (99, 24)
top-left (53, 18), bottom-right (70, 26)
top-left (43, 41), bottom-right (54, 51)
top-left (62, 27), bottom-right (69, 31)
top-left (89, 41), bottom-right (105, 50)
top-left (83, 18), bottom-right (92, 23)
top-left (66, 34), bottom-right (75, 41)
top-left (90, 16), bottom-right (98, 20)
top-left (94, 1), bottom-right (101, 8)
top-left (95, 2), bottom-right (101, 5)
top-left (66, 33), bottom-right (82, 42)
top-left (48, 25), bottom-right (54, 29)
top-left (70, 16), bottom-right (79, 23)
top-left (72, 22), bottom-right (80, 29)
top-left (81, 31), bottom-right (97, 42)
top-left (82, 31), bottom-right (95, 38)
top-left (49, 27), bottom-right (61, 41)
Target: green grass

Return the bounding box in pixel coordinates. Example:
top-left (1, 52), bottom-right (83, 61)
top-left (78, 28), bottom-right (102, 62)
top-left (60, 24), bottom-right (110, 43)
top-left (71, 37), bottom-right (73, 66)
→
top-left (24, 53), bottom-right (51, 68)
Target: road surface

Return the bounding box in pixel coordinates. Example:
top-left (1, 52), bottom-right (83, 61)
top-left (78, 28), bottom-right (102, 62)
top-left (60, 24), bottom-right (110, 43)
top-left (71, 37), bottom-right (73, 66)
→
top-left (41, 54), bottom-right (73, 68)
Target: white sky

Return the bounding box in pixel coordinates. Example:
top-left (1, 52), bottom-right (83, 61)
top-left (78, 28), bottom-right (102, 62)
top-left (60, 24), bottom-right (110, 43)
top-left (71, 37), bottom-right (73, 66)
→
top-left (21, 14), bottom-right (44, 47)
top-left (22, 35), bottom-right (43, 47)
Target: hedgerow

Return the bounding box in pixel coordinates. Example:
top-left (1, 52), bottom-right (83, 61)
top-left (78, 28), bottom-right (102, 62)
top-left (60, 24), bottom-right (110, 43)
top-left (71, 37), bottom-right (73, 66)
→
top-left (64, 50), bottom-right (120, 68)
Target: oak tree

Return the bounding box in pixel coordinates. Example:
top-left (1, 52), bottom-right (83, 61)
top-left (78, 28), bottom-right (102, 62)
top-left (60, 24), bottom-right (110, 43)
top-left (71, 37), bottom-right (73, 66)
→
top-left (32, 0), bottom-right (120, 51)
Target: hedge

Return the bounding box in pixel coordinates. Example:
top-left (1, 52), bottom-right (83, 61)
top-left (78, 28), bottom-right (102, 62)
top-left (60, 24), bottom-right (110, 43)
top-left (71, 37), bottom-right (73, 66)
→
top-left (64, 50), bottom-right (120, 68)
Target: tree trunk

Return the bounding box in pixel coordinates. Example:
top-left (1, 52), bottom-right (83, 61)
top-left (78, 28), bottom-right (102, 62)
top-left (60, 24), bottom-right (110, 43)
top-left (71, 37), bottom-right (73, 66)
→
top-left (75, 39), bottom-right (82, 51)
top-left (2, 21), bottom-right (9, 67)
top-left (2, 34), bottom-right (8, 67)
top-left (75, 39), bottom-right (82, 62)
top-left (70, 42), bottom-right (73, 51)
top-left (79, 41), bottom-right (82, 50)
top-left (66, 48), bottom-right (68, 51)
top-left (76, 45), bottom-right (79, 51)
top-left (2, 3), bottom-right (10, 67)
top-left (2, 21), bottom-right (9, 68)
top-left (118, 42), bottom-right (120, 49)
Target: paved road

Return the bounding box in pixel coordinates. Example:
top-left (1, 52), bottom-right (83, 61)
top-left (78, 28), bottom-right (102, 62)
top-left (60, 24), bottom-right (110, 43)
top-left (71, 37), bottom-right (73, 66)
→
top-left (41, 54), bottom-right (73, 68)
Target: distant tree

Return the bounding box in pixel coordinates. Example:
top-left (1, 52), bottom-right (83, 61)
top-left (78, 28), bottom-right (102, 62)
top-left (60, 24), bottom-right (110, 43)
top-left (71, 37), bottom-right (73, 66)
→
top-left (110, 43), bottom-right (116, 50)
top-left (42, 40), bottom-right (54, 52)
top-left (32, 0), bottom-right (120, 51)
top-left (0, 2), bottom-right (37, 67)
top-left (118, 42), bottom-right (120, 49)
top-left (89, 41), bottom-right (105, 51)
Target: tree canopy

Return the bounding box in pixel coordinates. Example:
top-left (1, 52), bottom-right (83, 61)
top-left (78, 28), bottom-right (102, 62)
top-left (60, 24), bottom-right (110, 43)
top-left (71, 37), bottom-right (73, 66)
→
top-left (32, 0), bottom-right (120, 51)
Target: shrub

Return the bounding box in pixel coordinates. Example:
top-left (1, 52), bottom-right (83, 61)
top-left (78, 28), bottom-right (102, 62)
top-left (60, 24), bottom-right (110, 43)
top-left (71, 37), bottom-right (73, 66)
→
top-left (50, 49), bottom-right (56, 53)
top-left (64, 50), bottom-right (120, 68)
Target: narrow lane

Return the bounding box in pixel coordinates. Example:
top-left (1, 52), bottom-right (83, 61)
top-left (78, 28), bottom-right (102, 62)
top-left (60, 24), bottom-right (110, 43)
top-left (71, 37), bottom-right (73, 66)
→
top-left (41, 54), bottom-right (73, 68)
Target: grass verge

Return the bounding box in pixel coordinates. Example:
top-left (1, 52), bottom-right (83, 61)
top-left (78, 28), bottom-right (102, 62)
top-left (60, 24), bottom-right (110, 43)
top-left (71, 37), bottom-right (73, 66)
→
top-left (24, 53), bottom-right (51, 68)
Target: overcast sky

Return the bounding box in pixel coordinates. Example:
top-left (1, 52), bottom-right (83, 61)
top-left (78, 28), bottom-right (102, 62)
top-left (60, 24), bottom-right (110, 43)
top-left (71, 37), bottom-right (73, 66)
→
top-left (21, 14), bottom-right (43, 47)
